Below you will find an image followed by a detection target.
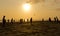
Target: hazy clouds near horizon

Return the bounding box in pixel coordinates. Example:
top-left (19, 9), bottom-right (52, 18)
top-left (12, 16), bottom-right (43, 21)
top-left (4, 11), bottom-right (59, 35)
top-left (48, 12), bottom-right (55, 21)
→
top-left (0, 0), bottom-right (60, 20)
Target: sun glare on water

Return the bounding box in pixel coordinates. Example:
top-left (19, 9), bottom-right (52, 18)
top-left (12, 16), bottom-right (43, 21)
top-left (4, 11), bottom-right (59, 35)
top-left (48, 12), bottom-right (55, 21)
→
top-left (22, 3), bottom-right (31, 11)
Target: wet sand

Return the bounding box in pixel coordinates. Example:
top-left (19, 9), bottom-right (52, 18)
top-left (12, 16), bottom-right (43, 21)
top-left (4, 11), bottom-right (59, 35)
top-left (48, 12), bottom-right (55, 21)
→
top-left (0, 22), bottom-right (60, 36)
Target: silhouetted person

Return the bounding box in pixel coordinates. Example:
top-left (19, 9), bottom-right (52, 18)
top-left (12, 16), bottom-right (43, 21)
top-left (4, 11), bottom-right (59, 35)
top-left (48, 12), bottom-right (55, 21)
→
top-left (56, 16), bottom-right (58, 21)
top-left (24, 19), bottom-right (25, 23)
top-left (30, 17), bottom-right (32, 24)
top-left (27, 19), bottom-right (29, 23)
top-left (20, 19), bottom-right (23, 24)
top-left (54, 17), bottom-right (56, 22)
top-left (42, 18), bottom-right (44, 22)
top-left (11, 18), bottom-right (13, 24)
top-left (56, 16), bottom-right (59, 23)
top-left (2, 16), bottom-right (6, 27)
top-left (14, 20), bottom-right (15, 23)
top-left (49, 17), bottom-right (51, 22)
top-left (7, 19), bottom-right (9, 23)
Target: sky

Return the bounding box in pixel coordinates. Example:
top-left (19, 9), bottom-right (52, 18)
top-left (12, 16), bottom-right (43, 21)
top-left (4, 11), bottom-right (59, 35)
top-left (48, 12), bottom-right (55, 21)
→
top-left (0, 0), bottom-right (60, 21)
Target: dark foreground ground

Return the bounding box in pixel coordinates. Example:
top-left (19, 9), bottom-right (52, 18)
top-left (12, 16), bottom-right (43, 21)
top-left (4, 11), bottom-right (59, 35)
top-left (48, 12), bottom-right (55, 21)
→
top-left (0, 22), bottom-right (60, 36)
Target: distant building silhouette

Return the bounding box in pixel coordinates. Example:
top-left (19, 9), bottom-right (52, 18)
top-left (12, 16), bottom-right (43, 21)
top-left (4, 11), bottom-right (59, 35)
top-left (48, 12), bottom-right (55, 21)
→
top-left (2, 16), bottom-right (6, 27)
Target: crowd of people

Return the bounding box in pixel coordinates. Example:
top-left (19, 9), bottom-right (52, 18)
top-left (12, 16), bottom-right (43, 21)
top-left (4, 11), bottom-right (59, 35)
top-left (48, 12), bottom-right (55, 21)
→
top-left (2, 16), bottom-right (60, 27)
top-left (42, 16), bottom-right (59, 23)
top-left (2, 16), bottom-right (33, 27)
top-left (48, 16), bottom-right (59, 22)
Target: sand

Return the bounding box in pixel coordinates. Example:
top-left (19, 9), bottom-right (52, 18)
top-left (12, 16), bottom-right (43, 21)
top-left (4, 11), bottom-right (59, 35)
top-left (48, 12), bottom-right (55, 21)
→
top-left (0, 22), bottom-right (60, 36)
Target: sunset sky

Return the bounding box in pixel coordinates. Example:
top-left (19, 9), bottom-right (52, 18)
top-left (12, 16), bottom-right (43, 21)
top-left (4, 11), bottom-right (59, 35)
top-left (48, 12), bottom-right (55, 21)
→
top-left (0, 0), bottom-right (60, 21)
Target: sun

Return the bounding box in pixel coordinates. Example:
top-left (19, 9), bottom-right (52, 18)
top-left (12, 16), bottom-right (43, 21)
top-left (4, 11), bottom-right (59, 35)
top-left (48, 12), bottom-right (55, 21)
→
top-left (22, 3), bottom-right (31, 11)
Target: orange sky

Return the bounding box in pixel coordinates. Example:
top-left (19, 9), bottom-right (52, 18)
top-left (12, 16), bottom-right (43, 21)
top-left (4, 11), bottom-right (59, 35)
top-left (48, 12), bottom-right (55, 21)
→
top-left (0, 0), bottom-right (60, 21)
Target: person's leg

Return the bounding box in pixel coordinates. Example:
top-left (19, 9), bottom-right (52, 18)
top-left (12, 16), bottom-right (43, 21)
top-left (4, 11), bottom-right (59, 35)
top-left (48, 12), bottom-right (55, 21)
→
top-left (3, 22), bottom-right (5, 27)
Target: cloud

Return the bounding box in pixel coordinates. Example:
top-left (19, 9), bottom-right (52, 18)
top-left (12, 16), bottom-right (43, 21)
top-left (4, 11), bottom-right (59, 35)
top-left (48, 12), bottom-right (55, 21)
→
top-left (56, 8), bottom-right (60, 11)
top-left (26, 0), bottom-right (45, 4)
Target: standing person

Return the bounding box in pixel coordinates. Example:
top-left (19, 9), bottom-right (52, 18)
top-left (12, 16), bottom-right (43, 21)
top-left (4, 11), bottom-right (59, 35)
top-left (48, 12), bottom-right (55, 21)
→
top-left (30, 17), bottom-right (32, 25)
top-left (20, 19), bottom-right (23, 24)
top-left (42, 18), bottom-right (44, 22)
top-left (24, 19), bottom-right (25, 23)
top-left (27, 19), bottom-right (29, 23)
top-left (49, 17), bottom-right (51, 22)
top-left (2, 16), bottom-right (6, 27)
top-left (56, 16), bottom-right (58, 21)
top-left (11, 18), bottom-right (13, 24)
top-left (7, 19), bottom-right (9, 23)
top-left (54, 17), bottom-right (56, 22)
